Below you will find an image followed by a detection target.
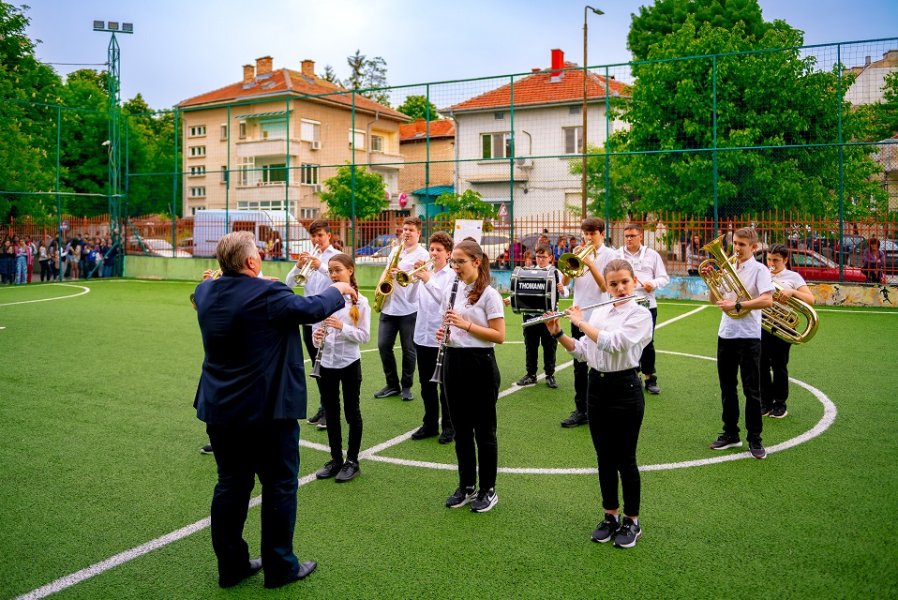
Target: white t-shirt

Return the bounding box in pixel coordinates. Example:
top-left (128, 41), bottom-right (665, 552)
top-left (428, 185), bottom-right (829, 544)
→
top-left (717, 256), bottom-right (775, 339)
top-left (772, 268), bottom-right (807, 291)
top-left (572, 244), bottom-right (615, 319)
top-left (382, 244), bottom-right (430, 317)
top-left (409, 264), bottom-right (455, 348)
top-left (444, 284), bottom-right (504, 349)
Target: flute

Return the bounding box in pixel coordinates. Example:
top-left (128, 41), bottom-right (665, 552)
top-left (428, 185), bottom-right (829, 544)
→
top-left (521, 295), bottom-right (644, 328)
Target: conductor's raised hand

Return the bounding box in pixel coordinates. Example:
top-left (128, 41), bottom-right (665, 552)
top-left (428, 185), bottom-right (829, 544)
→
top-left (330, 281), bottom-right (357, 302)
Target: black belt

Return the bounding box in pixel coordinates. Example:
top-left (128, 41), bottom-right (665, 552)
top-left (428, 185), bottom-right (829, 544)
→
top-left (589, 367), bottom-right (639, 379)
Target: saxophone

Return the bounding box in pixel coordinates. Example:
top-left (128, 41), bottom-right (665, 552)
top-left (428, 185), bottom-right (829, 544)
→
top-left (373, 237), bottom-right (403, 312)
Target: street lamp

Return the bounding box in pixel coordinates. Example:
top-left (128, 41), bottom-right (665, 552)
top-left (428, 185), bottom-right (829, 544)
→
top-left (582, 5), bottom-right (603, 218)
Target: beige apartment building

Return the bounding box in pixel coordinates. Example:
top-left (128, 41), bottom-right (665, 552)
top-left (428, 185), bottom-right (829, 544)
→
top-left (398, 119), bottom-right (456, 217)
top-left (177, 56), bottom-right (408, 219)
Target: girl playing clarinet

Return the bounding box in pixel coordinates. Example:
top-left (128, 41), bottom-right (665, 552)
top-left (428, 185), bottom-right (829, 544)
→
top-left (313, 254), bottom-right (370, 483)
top-left (438, 239), bottom-right (505, 513)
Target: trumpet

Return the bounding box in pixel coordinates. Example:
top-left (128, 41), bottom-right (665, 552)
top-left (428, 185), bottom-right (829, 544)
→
top-left (396, 258), bottom-right (435, 287)
top-left (293, 246), bottom-right (322, 286)
top-left (557, 243), bottom-right (596, 278)
top-left (521, 295), bottom-right (645, 328)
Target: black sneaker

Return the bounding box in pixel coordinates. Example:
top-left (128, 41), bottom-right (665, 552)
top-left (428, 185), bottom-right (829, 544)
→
top-left (561, 410), bottom-right (588, 428)
top-left (438, 430), bottom-right (455, 444)
top-left (760, 404), bottom-right (772, 417)
top-left (335, 460), bottom-right (360, 482)
top-left (316, 415), bottom-right (327, 430)
top-left (401, 388), bottom-right (414, 401)
top-left (709, 433), bottom-right (742, 450)
top-left (199, 444), bottom-right (213, 455)
top-left (645, 376), bottom-right (660, 395)
top-left (749, 440), bottom-right (767, 460)
top-left (307, 408), bottom-right (324, 425)
top-left (769, 406), bottom-right (788, 419)
top-left (445, 486), bottom-right (476, 508)
top-left (411, 426), bottom-right (438, 440)
top-left (470, 488), bottom-right (499, 513)
top-left (516, 374), bottom-right (537, 386)
top-left (613, 517), bottom-right (642, 549)
top-left (591, 514), bottom-right (620, 543)
top-left (315, 459), bottom-right (344, 479)
top-left (546, 375), bottom-right (558, 389)
top-left (374, 386), bottom-right (400, 399)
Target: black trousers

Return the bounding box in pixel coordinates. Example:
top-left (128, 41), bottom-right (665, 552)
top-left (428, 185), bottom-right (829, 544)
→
top-left (378, 312), bottom-right (417, 389)
top-left (206, 420), bottom-right (301, 586)
top-left (302, 325), bottom-right (323, 412)
top-left (639, 307), bottom-right (658, 376)
top-left (444, 347), bottom-right (500, 491)
top-left (415, 343), bottom-right (453, 433)
top-left (717, 337), bottom-right (763, 442)
top-left (587, 369), bottom-right (645, 517)
top-left (523, 318), bottom-right (557, 377)
top-left (760, 329), bottom-right (792, 410)
top-left (571, 323), bottom-right (589, 414)
top-left (320, 360), bottom-right (363, 462)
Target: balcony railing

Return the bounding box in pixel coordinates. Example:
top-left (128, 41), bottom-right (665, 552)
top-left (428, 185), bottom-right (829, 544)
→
top-left (235, 137), bottom-right (303, 158)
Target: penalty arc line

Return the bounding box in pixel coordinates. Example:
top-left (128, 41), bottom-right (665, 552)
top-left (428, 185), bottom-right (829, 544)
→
top-left (0, 284), bottom-right (90, 307)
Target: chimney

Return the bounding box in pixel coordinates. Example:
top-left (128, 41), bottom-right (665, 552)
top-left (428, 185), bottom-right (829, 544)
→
top-left (550, 49), bottom-right (564, 81)
top-left (256, 55), bottom-right (273, 76)
top-left (243, 64), bottom-right (255, 83)
top-left (865, 55), bottom-right (872, 66)
top-left (301, 59), bottom-right (315, 78)
top-left (531, 67), bottom-right (541, 73)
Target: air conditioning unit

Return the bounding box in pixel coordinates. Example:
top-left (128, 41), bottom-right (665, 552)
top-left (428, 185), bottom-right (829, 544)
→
top-left (311, 184), bottom-right (323, 193)
top-left (309, 140), bottom-right (321, 150)
top-left (515, 158), bottom-right (533, 168)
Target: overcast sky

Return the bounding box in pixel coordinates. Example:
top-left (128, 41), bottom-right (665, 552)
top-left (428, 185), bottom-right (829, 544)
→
top-left (23, 0), bottom-right (898, 109)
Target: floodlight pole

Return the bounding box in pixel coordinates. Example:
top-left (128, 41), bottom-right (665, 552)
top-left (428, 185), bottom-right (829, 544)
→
top-left (582, 6), bottom-right (603, 218)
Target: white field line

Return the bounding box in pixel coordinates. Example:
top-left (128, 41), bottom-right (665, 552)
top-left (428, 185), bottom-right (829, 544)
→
top-left (0, 284), bottom-right (89, 307)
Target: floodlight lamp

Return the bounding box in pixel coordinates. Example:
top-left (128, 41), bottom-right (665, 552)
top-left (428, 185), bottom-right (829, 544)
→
top-left (93, 20), bottom-right (104, 30)
top-left (108, 21), bottom-right (119, 31)
top-left (102, 140), bottom-right (111, 146)
top-left (587, 6), bottom-right (604, 15)
top-left (122, 23), bottom-right (133, 33)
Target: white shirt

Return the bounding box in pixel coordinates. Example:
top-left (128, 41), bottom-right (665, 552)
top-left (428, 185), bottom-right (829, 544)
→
top-left (568, 299), bottom-right (653, 372)
top-left (772, 268), bottom-right (807, 291)
top-left (573, 245), bottom-right (615, 319)
top-left (382, 244), bottom-right (430, 316)
top-left (285, 245), bottom-right (341, 296)
top-left (444, 284), bottom-right (504, 349)
top-left (315, 294), bottom-right (371, 369)
top-left (717, 256), bottom-right (775, 339)
top-left (408, 264), bottom-right (454, 348)
top-left (618, 245), bottom-right (670, 309)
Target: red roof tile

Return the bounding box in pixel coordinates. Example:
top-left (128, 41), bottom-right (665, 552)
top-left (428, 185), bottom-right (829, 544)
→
top-left (448, 62), bottom-right (630, 112)
top-left (178, 69), bottom-right (408, 121)
top-left (399, 119), bottom-right (455, 141)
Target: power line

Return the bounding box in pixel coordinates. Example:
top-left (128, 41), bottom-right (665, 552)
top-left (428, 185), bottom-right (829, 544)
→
top-left (43, 62), bottom-right (108, 67)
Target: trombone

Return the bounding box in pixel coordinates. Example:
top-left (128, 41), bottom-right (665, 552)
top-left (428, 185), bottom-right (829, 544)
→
top-left (293, 246), bottom-right (323, 287)
top-left (396, 258), bottom-right (435, 287)
top-left (557, 243), bottom-right (596, 278)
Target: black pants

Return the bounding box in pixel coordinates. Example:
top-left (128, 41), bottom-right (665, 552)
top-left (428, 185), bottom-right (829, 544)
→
top-left (717, 337), bottom-right (763, 442)
top-left (378, 312), bottom-right (417, 390)
top-left (571, 323), bottom-right (589, 414)
top-left (639, 307), bottom-right (658, 376)
top-left (39, 259), bottom-right (51, 281)
top-left (444, 347), bottom-right (500, 491)
top-left (206, 420), bottom-right (301, 586)
top-left (415, 343), bottom-right (453, 433)
top-left (523, 318), bottom-right (557, 377)
top-left (302, 325), bottom-right (323, 413)
top-left (320, 360), bottom-right (363, 462)
top-left (760, 330), bottom-right (791, 410)
top-left (587, 369), bottom-right (645, 517)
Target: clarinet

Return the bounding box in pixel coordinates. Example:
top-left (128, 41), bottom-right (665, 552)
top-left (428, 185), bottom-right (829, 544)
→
top-left (430, 275), bottom-right (461, 384)
top-left (309, 325), bottom-right (329, 379)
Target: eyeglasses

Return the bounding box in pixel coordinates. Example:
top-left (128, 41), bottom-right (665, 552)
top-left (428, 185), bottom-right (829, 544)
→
top-left (449, 258), bottom-right (469, 266)
top-left (624, 234), bottom-right (640, 239)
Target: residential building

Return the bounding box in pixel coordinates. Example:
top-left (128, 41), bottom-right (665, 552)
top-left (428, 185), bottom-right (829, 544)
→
top-left (177, 56), bottom-right (408, 219)
top-left (444, 49), bottom-right (629, 219)
top-left (398, 119), bottom-right (456, 218)
top-left (846, 49), bottom-right (898, 106)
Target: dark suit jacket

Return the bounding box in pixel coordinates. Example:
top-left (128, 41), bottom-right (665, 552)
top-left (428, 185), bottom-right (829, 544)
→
top-left (193, 272), bottom-right (344, 426)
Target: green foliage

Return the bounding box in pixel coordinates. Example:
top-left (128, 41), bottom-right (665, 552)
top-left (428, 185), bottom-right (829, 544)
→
top-left (321, 64), bottom-right (341, 86)
top-left (397, 95), bottom-right (439, 121)
top-left (344, 50), bottom-right (390, 107)
top-left (569, 137), bottom-right (642, 221)
top-left (434, 189), bottom-right (497, 220)
top-left (855, 70), bottom-right (898, 141)
top-left (319, 164), bottom-right (388, 220)
top-left (123, 96), bottom-right (181, 216)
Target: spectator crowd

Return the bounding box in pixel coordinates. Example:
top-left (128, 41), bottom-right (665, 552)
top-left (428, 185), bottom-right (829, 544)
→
top-left (0, 234), bottom-right (121, 284)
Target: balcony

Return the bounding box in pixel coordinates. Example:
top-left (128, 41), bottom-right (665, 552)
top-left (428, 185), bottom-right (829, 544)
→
top-left (364, 151), bottom-right (405, 170)
top-left (234, 181), bottom-right (307, 203)
top-left (235, 137), bottom-right (303, 158)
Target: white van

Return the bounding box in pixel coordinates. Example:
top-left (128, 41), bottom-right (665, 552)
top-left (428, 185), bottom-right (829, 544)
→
top-left (192, 210), bottom-right (313, 258)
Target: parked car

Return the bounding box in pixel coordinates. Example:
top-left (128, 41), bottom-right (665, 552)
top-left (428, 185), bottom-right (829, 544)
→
top-left (129, 238), bottom-right (193, 258)
top-left (356, 234), bottom-right (396, 256)
top-left (480, 234), bottom-right (510, 265)
top-left (355, 244), bottom-right (394, 264)
top-left (755, 248), bottom-right (865, 282)
top-left (881, 239), bottom-right (898, 270)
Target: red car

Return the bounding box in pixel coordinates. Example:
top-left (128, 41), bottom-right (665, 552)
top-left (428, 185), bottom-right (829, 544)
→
top-left (755, 248), bottom-right (866, 283)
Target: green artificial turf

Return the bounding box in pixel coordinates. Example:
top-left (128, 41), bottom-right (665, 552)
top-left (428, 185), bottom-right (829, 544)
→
top-left (1, 280), bottom-right (896, 599)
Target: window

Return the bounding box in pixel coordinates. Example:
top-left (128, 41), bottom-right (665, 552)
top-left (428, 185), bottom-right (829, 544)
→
top-left (262, 163), bottom-right (287, 184)
top-left (568, 105), bottom-right (581, 115)
top-left (189, 165), bottom-right (206, 177)
top-left (189, 146), bottom-right (206, 157)
top-left (300, 207), bottom-right (320, 219)
top-left (238, 200), bottom-right (295, 212)
top-left (220, 166), bottom-right (228, 184)
top-left (349, 129), bottom-right (366, 149)
top-left (261, 120), bottom-right (286, 140)
top-left (301, 119), bottom-right (320, 142)
top-left (220, 124), bottom-right (228, 140)
top-left (237, 158), bottom-right (255, 185)
top-left (300, 163), bottom-right (319, 185)
top-left (481, 132), bottom-right (511, 159)
top-left (370, 135), bottom-right (384, 153)
top-left (563, 126), bottom-right (583, 155)
top-left (189, 186), bottom-right (206, 198)
top-left (189, 125), bottom-right (206, 137)
top-left (190, 206), bottom-right (206, 215)
top-left (238, 121), bottom-right (247, 139)
top-left (494, 112), bottom-right (504, 120)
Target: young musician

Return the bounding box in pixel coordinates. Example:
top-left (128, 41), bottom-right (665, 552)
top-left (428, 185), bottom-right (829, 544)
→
top-left (439, 239), bottom-right (506, 513)
top-left (760, 244), bottom-right (815, 419)
top-left (313, 254), bottom-right (371, 483)
top-left (407, 231), bottom-right (456, 443)
top-left (618, 223), bottom-right (669, 395)
top-left (514, 245), bottom-right (569, 389)
top-left (286, 220), bottom-right (341, 429)
top-left (703, 227), bottom-right (774, 459)
top-left (546, 258), bottom-right (653, 549)
top-left (375, 217), bottom-right (429, 401)
top-left (561, 217), bottom-right (613, 428)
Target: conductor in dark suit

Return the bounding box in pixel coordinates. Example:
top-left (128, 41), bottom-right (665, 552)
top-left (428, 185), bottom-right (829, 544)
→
top-left (193, 231), bottom-right (354, 589)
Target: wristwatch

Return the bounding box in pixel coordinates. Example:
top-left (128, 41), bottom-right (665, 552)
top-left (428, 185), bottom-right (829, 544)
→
top-left (552, 330), bottom-right (565, 339)
top-left (735, 301), bottom-right (742, 312)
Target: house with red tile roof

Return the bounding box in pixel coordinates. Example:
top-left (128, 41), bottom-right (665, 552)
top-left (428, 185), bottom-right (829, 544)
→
top-left (846, 49), bottom-right (898, 105)
top-left (444, 49), bottom-right (629, 219)
top-left (398, 119), bottom-right (456, 218)
top-left (177, 56), bottom-right (409, 219)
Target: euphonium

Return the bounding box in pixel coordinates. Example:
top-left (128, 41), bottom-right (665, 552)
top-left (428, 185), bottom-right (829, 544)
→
top-left (762, 282), bottom-right (819, 345)
top-left (557, 243), bottom-right (597, 278)
top-left (293, 246), bottom-right (322, 287)
top-left (698, 234), bottom-right (753, 319)
top-left (373, 238), bottom-right (403, 312)
top-left (396, 258), bottom-right (435, 287)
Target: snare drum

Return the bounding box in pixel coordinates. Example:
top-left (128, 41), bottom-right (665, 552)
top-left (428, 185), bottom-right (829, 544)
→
top-left (509, 267), bottom-right (557, 314)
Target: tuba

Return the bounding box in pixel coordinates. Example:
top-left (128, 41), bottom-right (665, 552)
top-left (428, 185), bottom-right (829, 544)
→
top-left (699, 234), bottom-right (753, 319)
top-left (762, 282), bottom-right (819, 345)
top-left (396, 258), bottom-right (435, 287)
top-left (557, 243), bottom-right (596, 278)
top-left (373, 238), bottom-right (403, 312)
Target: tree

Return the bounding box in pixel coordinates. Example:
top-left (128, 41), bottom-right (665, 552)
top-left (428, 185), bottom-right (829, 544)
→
top-left (434, 189), bottom-right (497, 221)
top-left (344, 50), bottom-right (390, 106)
top-left (397, 95), bottom-right (440, 121)
top-left (123, 96), bottom-right (181, 216)
top-left (319, 164), bottom-right (388, 220)
top-left (321, 64), bottom-right (341, 86)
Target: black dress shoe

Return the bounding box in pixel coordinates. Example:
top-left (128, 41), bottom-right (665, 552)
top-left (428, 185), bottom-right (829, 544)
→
top-left (219, 558), bottom-right (263, 588)
top-left (374, 386), bottom-right (400, 398)
top-left (438, 430), bottom-right (455, 444)
top-left (411, 426), bottom-right (438, 440)
top-left (264, 560), bottom-right (317, 588)
top-left (401, 387), bottom-right (414, 401)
